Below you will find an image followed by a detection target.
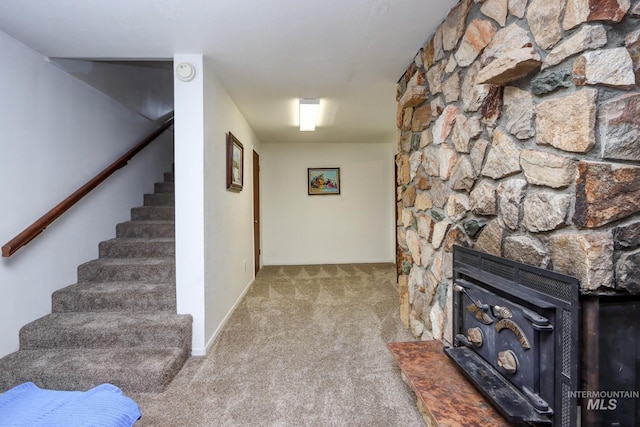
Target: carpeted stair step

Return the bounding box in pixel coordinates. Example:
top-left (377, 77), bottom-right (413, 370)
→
top-left (52, 282), bottom-right (176, 313)
top-left (154, 181), bottom-right (174, 193)
top-left (77, 258), bottom-right (175, 283)
top-left (144, 193), bottom-right (174, 207)
top-left (19, 312), bottom-right (191, 350)
top-left (131, 206), bottom-right (174, 221)
top-left (0, 347), bottom-right (189, 393)
top-left (0, 169), bottom-right (188, 394)
top-left (115, 221), bottom-right (175, 239)
top-left (99, 237), bottom-right (175, 258)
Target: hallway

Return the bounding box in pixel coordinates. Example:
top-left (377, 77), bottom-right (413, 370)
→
top-left (131, 264), bottom-right (423, 426)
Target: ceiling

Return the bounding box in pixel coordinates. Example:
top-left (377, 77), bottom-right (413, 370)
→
top-left (0, 0), bottom-right (458, 144)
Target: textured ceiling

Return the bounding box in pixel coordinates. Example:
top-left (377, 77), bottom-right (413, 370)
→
top-left (0, 0), bottom-right (458, 144)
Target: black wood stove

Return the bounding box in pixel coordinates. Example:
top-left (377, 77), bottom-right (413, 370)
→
top-left (446, 246), bottom-right (580, 426)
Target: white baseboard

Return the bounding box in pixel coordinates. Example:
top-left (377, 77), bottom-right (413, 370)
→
top-left (197, 277), bottom-right (255, 355)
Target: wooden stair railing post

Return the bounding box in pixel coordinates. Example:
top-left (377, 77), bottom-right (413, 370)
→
top-left (2, 114), bottom-right (174, 257)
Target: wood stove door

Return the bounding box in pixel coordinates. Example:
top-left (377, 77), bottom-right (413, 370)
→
top-left (456, 280), bottom-right (557, 412)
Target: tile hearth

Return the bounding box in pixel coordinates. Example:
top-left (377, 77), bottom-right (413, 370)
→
top-left (388, 340), bottom-right (508, 427)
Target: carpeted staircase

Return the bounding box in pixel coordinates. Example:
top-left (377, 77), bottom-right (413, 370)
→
top-left (0, 172), bottom-right (192, 393)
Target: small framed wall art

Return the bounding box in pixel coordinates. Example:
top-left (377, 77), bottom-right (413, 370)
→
top-left (308, 168), bottom-right (340, 195)
top-left (226, 132), bottom-right (244, 192)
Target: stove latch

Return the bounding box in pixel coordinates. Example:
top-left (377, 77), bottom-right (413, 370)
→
top-left (454, 279), bottom-right (493, 325)
top-left (522, 307), bottom-right (554, 331)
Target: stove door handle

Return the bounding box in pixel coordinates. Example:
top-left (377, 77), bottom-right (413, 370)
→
top-left (454, 279), bottom-right (489, 312)
top-left (522, 306), bottom-right (550, 326)
top-left (454, 333), bottom-right (473, 348)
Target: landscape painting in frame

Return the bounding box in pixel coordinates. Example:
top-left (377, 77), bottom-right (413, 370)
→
top-left (308, 168), bottom-right (340, 195)
top-left (226, 132), bottom-right (243, 192)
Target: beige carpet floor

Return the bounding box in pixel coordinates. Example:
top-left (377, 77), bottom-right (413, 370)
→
top-left (130, 263), bottom-right (423, 426)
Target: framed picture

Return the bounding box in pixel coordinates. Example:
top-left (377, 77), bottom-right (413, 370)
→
top-left (226, 132), bottom-right (243, 192)
top-left (308, 168), bottom-right (340, 195)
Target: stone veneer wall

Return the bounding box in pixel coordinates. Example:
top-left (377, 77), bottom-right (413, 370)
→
top-left (395, 0), bottom-right (640, 342)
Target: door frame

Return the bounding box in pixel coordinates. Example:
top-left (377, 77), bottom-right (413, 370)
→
top-left (253, 150), bottom-right (261, 275)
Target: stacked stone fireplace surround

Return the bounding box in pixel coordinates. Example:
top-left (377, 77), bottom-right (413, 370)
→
top-left (396, 0), bottom-right (640, 345)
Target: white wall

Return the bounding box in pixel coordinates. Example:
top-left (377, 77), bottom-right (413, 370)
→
top-left (261, 142), bottom-right (395, 265)
top-left (173, 55), bottom-right (206, 355)
top-left (174, 55), bottom-right (262, 355)
top-left (202, 56), bottom-right (262, 350)
top-left (0, 30), bottom-right (174, 358)
top-left (49, 59), bottom-right (173, 121)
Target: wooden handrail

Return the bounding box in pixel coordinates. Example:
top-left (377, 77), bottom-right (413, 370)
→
top-left (2, 114), bottom-right (174, 257)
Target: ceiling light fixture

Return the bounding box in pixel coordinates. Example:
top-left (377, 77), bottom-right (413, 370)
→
top-left (299, 98), bottom-right (320, 131)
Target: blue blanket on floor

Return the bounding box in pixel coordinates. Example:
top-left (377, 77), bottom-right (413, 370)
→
top-left (0, 382), bottom-right (141, 426)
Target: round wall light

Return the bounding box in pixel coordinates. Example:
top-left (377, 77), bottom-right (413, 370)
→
top-left (176, 62), bottom-right (196, 82)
